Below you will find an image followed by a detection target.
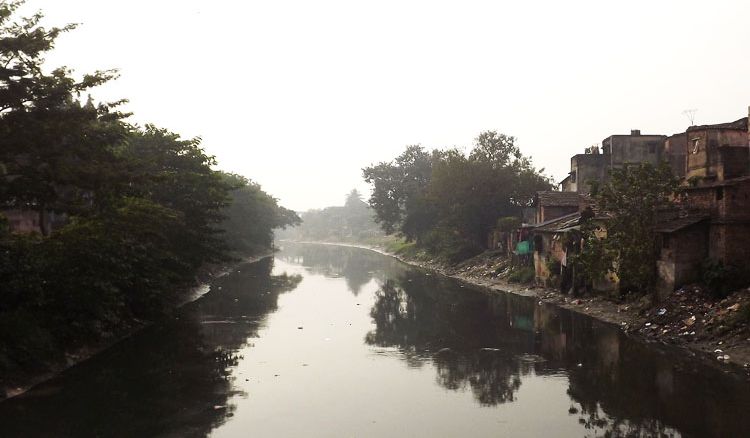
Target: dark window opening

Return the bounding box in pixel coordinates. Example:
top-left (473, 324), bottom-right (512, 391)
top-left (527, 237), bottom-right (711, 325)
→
top-left (649, 143), bottom-right (656, 154)
top-left (533, 235), bottom-right (543, 252)
top-left (716, 187), bottom-right (724, 201)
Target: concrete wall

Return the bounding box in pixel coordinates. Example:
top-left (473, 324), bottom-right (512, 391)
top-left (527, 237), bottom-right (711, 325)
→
top-left (665, 133), bottom-right (687, 178)
top-left (602, 134), bottom-right (667, 168)
top-left (570, 154), bottom-right (607, 194)
top-left (722, 222), bottom-right (750, 267)
top-left (656, 222), bottom-right (709, 297)
top-left (686, 129), bottom-right (748, 180)
top-left (718, 146), bottom-right (750, 180)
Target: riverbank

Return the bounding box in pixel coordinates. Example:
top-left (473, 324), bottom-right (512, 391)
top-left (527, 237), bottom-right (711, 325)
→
top-left (0, 252), bottom-right (272, 401)
top-left (285, 240), bottom-right (750, 373)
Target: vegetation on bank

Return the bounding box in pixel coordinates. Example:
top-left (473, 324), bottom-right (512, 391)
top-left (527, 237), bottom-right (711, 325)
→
top-left (277, 189), bottom-right (386, 244)
top-left (363, 132), bottom-right (552, 262)
top-left (0, 2), bottom-right (299, 381)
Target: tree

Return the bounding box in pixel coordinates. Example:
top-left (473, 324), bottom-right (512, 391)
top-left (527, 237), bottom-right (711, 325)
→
top-left (363, 132), bottom-right (551, 262)
top-left (122, 125), bottom-right (234, 266)
top-left (345, 189), bottom-right (363, 207)
top-left (362, 145), bottom-right (438, 241)
top-left (218, 172), bottom-right (301, 253)
top-left (593, 163), bottom-right (679, 295)
top-left (0, 1), bottom-right (128, 234)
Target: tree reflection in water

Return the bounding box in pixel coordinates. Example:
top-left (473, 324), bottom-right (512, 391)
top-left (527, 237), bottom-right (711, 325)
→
top-left (3, 244), bottom-right (750, 438)
top-left (362, 255), bottom-right (750, 437)
top-left (365, 272), bottom-right (532, 406)
top-left (278, 244), bottom-right (395, 295)
top-left (0, 257), bottom-right (301, 438)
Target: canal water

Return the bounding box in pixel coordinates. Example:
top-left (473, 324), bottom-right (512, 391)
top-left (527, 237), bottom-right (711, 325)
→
top-left (1, 243), bottom-right (749, 437)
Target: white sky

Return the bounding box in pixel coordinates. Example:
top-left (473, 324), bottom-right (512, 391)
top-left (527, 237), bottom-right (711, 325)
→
top-left (25, 0), bottom-right (750, 211)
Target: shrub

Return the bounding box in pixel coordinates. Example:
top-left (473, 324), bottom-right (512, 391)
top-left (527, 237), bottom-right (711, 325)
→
top-left (508, 266), bottom-right (535, 283)
top-left (701, 259), bottom-right (749, 299)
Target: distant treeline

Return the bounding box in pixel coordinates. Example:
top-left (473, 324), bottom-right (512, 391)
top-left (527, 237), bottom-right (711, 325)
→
top-left (363, 132), bottom-right (552, 262)
top-left (0, 3), bottom-right (298, 379)
top-left (276, 190), bottom-right (385, 244)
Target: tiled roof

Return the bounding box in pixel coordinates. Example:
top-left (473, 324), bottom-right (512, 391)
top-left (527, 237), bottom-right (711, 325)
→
top-left (536, 191), bottom-right (581, 207)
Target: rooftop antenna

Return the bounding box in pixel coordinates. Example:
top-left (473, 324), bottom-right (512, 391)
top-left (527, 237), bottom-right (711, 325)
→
top-left (682, 109), bottom-right (697, 126)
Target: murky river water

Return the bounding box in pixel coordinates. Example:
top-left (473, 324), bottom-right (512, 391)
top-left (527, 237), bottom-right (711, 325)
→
top-left (1, 243), bottom-right (749, 437)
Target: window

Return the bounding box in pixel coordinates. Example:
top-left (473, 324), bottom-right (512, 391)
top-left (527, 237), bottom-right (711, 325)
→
top-left (648, 142), bottom-right (656, 154)
top-left (716, 187), bottom-right (724, 201)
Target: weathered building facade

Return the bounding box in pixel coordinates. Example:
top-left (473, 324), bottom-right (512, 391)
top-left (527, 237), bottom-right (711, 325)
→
top-left (655, 110), bottom-right (750, 295)
top-left (602, 130), bottom-right (667, 169)
top-left (534, 191), bottom-right (581, 224)
top-left (685, 118), bottom-right (748, 182)
top-left (561, 151), bottom-right (608, 195)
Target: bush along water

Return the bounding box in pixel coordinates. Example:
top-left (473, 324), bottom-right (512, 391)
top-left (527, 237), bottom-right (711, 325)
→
top-left (0, 4), bottom-right (299, 384)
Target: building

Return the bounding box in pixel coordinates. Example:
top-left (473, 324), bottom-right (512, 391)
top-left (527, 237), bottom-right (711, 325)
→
top-left (655, 109), bottom-right (750, 295)
top-left (684, 117), bottom-right (749, 182)
top-left (534, 191), bottom-right (581, 224)
top-left (602, 130), bottom-right (667, 169)
top-left (532, 212), bottom-right (581, 288)
top-left (561, 130), bottom-right (672, 194)
top-left (560, 149), bottom-right (608, 195)
top-left (655, 215), bottom-right (710, 297)
top-left (664, 133), bottom-right (687, 178)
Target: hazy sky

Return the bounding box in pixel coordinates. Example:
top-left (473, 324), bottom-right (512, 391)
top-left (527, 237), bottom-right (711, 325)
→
top-left (27, 0), bottom-right (750, 211)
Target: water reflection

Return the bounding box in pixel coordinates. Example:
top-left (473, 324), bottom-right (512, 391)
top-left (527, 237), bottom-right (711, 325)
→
top-left (1, 244), bottom-right (749, 438)
top-left (278, 244), bottom-right (396, 295)
top-left (0, 257), bottom-right (301, 437)
top-left (358, 248), bottom-right (750, 437)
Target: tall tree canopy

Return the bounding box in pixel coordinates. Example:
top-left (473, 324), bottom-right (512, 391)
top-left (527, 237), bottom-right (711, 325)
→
top-left (0, 1), bottom-right (127, 233)
top-left (0, 3), bottom-right (300, 377)
top-left (363, 132), bottom-right (552, 260)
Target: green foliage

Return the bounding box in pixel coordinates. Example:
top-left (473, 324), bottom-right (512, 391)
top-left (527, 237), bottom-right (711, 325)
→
top-left (0, 5), bottom-right (298, 377)
top-left (362, 145), bottom-right (437, 240)
top-left (496, 216), bottom-right (522, 232)
top-left (508, 266), bottom-right (535, 283)
top-left (569, 218), bottom-right (615, 293)
top-left (420, 227), bottom-right (484, 263)
top-left (594, 163), bottom-right (678, 295)
top-left (0, 2), bottom-right (128, 234)
top-left (277, 189), bottom-right (383, 244)
top-left (701, 259), bottom-right (749, 299)
top-left (363, 131), bottom-right (552, 260)
top-left (219, 172), bottom-right (300, 253)
top-left (121, 125), bottom-right (233, 266)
